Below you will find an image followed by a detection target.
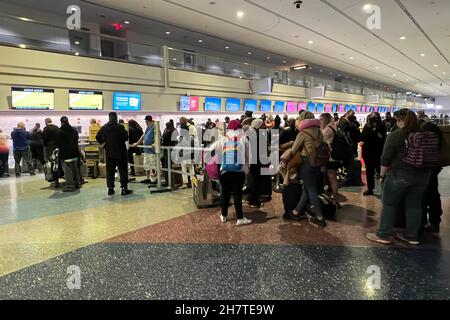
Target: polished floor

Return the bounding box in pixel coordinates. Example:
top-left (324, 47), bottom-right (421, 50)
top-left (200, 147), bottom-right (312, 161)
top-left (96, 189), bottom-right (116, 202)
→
top-left (0, 168), bottom-right (449, 300)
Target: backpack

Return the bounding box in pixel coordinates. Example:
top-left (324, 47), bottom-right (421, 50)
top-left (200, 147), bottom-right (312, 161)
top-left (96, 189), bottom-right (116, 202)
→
top-left (329, 127), bottom-right (354, 161)
top-left (302, 131), bottom-right (330, 167)
top-left (404, 131), bottom-right (441, 168)
top-left (220, 134), bottom-right (243, 172)
top-left (205, 153), bottom-right (220, 180)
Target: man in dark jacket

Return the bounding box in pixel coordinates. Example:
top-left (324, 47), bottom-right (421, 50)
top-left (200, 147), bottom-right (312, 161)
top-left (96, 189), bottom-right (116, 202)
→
top-left (43, 118), bottom-right (60, 161)
top-left (96, 112), bottom-right (132, 196)
top-left (56, 116), bottom-right (80, 192)
top-left (11, 122), bottom-right (34, 177)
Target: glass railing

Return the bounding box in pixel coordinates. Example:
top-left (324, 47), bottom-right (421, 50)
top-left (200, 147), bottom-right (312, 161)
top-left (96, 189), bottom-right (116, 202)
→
top-left (0, 12), bottom-right (405, 99)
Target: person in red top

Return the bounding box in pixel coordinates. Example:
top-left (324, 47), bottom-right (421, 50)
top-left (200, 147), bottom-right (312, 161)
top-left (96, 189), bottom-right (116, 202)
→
top-left (0, 128), bottom-right (10, 177)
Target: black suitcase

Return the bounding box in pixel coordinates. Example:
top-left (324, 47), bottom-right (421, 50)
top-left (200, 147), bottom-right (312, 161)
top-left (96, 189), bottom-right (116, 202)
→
top-left (259, 174), bottom-right (273, 200)
top-left (282, 183), bottom-right (302, 215)
top-left (344, 159), bottom-right (364, 187)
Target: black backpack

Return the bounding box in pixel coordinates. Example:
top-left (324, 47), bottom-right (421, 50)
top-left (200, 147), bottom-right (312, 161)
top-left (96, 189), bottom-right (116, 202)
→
top-left (329, 127), bottom-right (354, 162)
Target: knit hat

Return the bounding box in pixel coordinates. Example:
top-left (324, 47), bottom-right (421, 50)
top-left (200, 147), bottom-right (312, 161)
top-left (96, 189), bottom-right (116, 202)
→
top-left (298, 111), bottom-right (315, 122)
top-left (228, 119), bottom-right (242, 130)
top-left (251, 118), bottom-right (264, 130)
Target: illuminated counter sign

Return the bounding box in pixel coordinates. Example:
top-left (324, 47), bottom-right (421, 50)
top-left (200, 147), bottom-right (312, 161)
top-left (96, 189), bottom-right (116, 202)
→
top-left (286, 102), bottom-right (297, 113)
top-left (113, 92), bottom-right (142, 111)
top-left (260, 100), bottom-right (272, 112)
top-left (12, 87), bottom-right (55, 110)
top-left (225, 98), bottom-right (241, 112)
top-left (180, 96), bottom-right (200, 111)
top-left (324, 104), bottom-right (333, 113)
top-left (204, 97), bottom-right (222, 111)
top-left (69, 90), bottom-right (103, 110)
top-left (307, 102), bottom-right (316, 112)
top-left (316, 103), bottom-right (324, 113)
top-left (298, 102), bottom-right (307, 112)
top-left (274, 101), bottom-right (285, 113)
top-left (244, 99), bottom-right (257, 112)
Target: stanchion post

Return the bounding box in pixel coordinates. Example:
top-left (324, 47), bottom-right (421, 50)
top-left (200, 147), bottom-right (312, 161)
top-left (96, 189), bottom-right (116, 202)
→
top-left (154, 120), bottom-right (162, 190)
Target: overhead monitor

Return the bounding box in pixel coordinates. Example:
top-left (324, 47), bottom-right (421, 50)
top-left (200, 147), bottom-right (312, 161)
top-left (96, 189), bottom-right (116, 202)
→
top-left (373, 106), bottom-right (379, 112)
top-left (225, 98), bottom-right (241, 112)
top-left (298, 102), bottom-right (307, 112)
top-left (113, 92), bottom-right (142, 111)
top-left (69, 90), bottom-right (103, 110)
top-left (307, 102), bottom-right (316, 112)
top-left (260, 100), bottom-right (272, 112)
top-left (332, 104), bottom-right (338, 112)
top-left (179, 96), bottom-right (200, 112)
top-left (11, 87), bottom-right (55, 110)
top-left (286, 102), bottom-right (297, 113)
top-left (345, 105), bottom-right (351, 112)
top-left (324, 104), bottom-right (333, 113)
top-left (244, 99), bottom-right (257, 112)
top-left (356, 105), bottom-right (361, 112)
top-left (204, 97), bottom-right (222, 112)
top-left (316, 103), bottom-right (324, 113)
top-left (339, 105), bottom-right (345, 113)
top-left (274, 101), bottom-right (285, 113)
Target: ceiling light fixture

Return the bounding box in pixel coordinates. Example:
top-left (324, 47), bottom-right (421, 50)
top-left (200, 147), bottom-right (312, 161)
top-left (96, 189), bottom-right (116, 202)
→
top-left (75, 41), bottom-right (80, 45)
top-left (293, 64), bottom-right (309, 70)
top-left (248, 51), bottom-right (252, 55)
top-left (19, 17), bottom-right (32, 21)
top-left (308, 40), bottom-right (314, 44)
top-left (165, 31), bottom-right (171, 35)
top-left (75, 52), bottom-right (79, 56)
top-left (237, 11), bottom-right (244, 18)
top-left (225, 46), bottom-right (229, 49)
top-left (198, 39), bottom-right (203, 43)
top-left (124, 21), bottom-right (130, 24)
top-left (19, 44), bottom-right (26, 49)
top-left (420, 53), bottom-right (426, 57)
top-left (349, 56), bottom-right (354, 60)
top-left (433, 64), bottom-right (438, 67)
top-left (266, 56), bottom-right (270, 59)
top-left (282, 61), bottom-right (286, 64)
top-left (400, 36), bottom-right (406, 40)
top-left (363, 4), bottom-right (372, 12)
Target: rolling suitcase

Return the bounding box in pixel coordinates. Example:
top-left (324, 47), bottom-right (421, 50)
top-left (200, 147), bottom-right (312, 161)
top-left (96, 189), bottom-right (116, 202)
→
top-left (344, 159), bottom-right (364, 187)
top-left (259, 173), bottom-right (273, 200)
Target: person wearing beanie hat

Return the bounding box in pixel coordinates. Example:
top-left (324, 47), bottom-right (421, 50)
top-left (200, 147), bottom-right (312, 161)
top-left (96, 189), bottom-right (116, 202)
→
top-left (290, 111), bottom-right (327, 227)
top-left (217, 121), bottom-right (252, 226)
top-left (250, 118), bottom-right (264, 130)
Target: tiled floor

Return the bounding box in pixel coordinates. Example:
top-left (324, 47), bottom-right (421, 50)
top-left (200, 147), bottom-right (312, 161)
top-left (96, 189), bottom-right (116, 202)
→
top-left (0, 168), bottom-right (449, 300)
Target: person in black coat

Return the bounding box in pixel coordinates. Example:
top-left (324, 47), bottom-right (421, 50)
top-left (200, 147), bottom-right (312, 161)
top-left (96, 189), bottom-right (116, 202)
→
top-left (43, 118), bottom-right (60, 161)
top-left (56, 117), bottom-right (81, 192)
top-left (127, 119), bottom-right (144, 176)
top-left (361, 112), bottom-right (387, 196)
top-left (96, 112), bottom-right (132, 196)
top-left (29, 123), bottom-right (45, 171)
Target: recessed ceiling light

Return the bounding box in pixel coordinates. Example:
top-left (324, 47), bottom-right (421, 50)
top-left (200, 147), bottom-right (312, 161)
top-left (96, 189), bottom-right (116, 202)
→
top-left (165, 31), bottom-right (171, 35)
top-left (266, 56), bottom-right (270, 59)
top-left (172, 58), bottom-right (177, 61)
top-left (124, 21), bottom-right (130, 24)
top-left (433, 64), bottom-right (438, 67)
top-left (308, 40), bottom-right (314, 44)
top-left (19, 17), bottom-right (32, 21)
top-left (282, 61), bottom-right (286, 63)
top-left (349, 56), bottom-right (354, 60)
top-left (244, 62), bottom-right (249, 65)
top-left (363, 4), bottom-right (372, 12)
top-left (400, 36), bottom-right (406, 40)
top-left (237, 11), bottom-right (244, 18)
top-left (225, 46), bottom-right (229, 49)
top-left (443, 72), bottom-right (446, 75)
top-left (19, 44), bottom-right (26, 49)
top-left (374, 66), bottom-right (379, 69)
top-left (393, 74), bottom-right (397, 76)
top-left (198, 39), bottom-right (203, 43)
top-left (75, 41), bottom-right (80, 45)
top-left (248, 51), bottom-right (252, 55)
top-left (420, 53), bottom-right (426, 57)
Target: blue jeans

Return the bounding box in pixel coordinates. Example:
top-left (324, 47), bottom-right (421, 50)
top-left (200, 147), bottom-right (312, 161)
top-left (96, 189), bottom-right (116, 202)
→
top-left (377, 170), bottom-right (431, 241)
top-left (295, 156), bottom-right (323, 219)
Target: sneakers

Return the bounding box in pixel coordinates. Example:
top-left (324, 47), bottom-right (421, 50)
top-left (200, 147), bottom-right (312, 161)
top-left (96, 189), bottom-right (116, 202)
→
top-left (121, 189), bottom-right (133, 196)
top-left (395, 233), bottom-right (420, 245)
top-left (246, 202), bottom-right (264, 209)
top-left (236, 217), bottom-right (252, 226)
top-left (366, 233), bottom-right (393, 245)
top-left (310, 216), bottom-right (327, 227)
top-left (220, 215), bottom-right (227, 223)
top-left (363, 190), bottom-right (374, 196)
top-left (283, 211), bottom-right (307, 221)
top-left (108, 188), bottom-right (115, 196)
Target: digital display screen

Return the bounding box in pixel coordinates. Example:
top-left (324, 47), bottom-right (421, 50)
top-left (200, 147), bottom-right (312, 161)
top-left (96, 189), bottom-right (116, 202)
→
top-left (339, 105), bottom-right (345, 112)
top-left (180, 96), bottom-right (200, 112)
top-left (244, 99), bottom-right (257, 112)
top-left (274, 101), bottom-right (285, 113)
top-left (225, 98), bottom-right (241, 112)
top-left (356, 105), bottom-right (361, 112)
top-left (351, 105), bottom-right (357, 111)
top-left (324, 104), bottom-right (332, 113)
top-left (286, 102), bottom-right (297, 113)
top-left (69, 90), bottom-right (103, 110)
top-left (373, 107), bottom-right (379, 112)
top-left (316, 103), bottom-right (324, 113)
top-left (361, 106), bottom-right (366, 112)
top-left (307, 102), bottom-right (316, 112)
top-left (204, 97), bottom-right (222, 111)
top-left (113, 92), bottom-right (141, 111)
top-left (12, 87), bottom-right (55, 110)
top-left (298, 102), bottom-right (307, 112)
top-left (260, 100), bottom-right (272, 112)
top-left (345, 105), bottom-right (351, 112)
top-left (332, 104), bottom-right (338, 112)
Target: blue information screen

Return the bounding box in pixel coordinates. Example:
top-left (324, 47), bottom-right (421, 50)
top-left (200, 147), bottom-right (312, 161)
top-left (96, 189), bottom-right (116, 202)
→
top-left (316, 103), bottom-right (324, 113)
top-left (244, 99), bottom-right (257, 112)
top-left (205, 97), bottom-right (222, 111)
top-left (332, 104), bottom-right (338, 112)
top-left (113, 92), bottom-right (141, 111)
top-left (260, 100), bottom-right (272, 112)
top-left (225, 98), bottom-right (241, 112)
top-left (274, 101), bottom-right (285, 113)
top-left (345, 105), bottom-right (351, 112)
top-left (351, 105), bottom-right (357, 111)
top-left (307, 102), bottom-right (316, 112)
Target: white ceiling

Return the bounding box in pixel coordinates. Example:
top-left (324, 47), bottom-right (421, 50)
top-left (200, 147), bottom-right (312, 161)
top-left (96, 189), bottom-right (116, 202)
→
top-left (86, 0), bottom-right (450, 97)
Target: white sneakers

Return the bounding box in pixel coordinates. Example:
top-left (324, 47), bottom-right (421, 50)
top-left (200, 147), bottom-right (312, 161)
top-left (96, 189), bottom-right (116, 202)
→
top-left (219, 215), bottom-right (252, 226)
top-left (236, 217), bottom-right (252, 226)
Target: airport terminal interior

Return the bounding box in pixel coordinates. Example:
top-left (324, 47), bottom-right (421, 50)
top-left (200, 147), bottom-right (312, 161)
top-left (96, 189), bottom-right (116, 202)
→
top-left (1, 0), bottom-right (450, 301)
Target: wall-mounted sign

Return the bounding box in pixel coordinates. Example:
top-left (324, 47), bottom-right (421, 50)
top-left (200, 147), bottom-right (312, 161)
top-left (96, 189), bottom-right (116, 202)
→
top-left (69, 90), bottom-right (103, 110)
top-left (113, 92), bottom-right (142, 111)
top-left (180, 96), bottom-right (200, 111)
top-left (11, 87), bottom-right (55, 110)
top-left (204, 97), bottom-right (222, 111)
top-left (225, 98), bottom-right (241, 112)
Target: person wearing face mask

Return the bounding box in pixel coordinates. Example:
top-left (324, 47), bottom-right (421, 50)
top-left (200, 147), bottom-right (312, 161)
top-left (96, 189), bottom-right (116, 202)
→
top-left (361, 113), bottom-right (387, 196)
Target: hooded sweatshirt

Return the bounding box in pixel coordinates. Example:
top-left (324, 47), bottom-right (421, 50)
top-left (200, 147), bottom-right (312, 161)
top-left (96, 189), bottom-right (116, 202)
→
top-left (11, 128), bottom-right (31, 151)
top-left (292, 119), bottom-right (323, 157)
